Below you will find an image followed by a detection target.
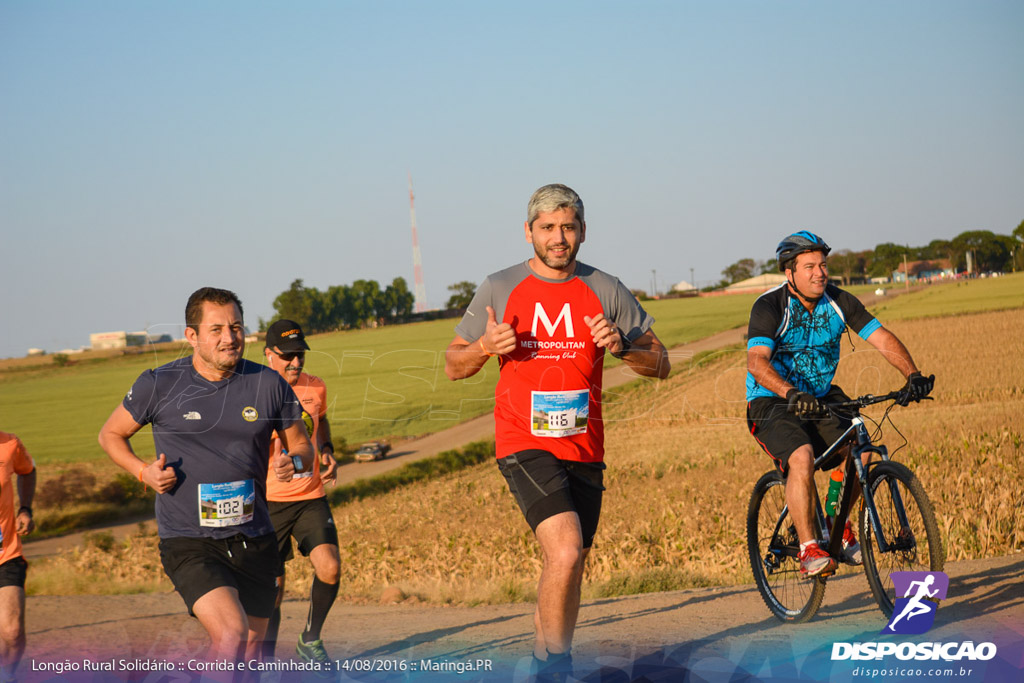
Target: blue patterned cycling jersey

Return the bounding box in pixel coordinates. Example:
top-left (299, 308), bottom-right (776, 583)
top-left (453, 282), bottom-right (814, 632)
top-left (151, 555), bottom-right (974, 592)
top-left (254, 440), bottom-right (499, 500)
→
top-left (746, 283), bottom-right (881, 400)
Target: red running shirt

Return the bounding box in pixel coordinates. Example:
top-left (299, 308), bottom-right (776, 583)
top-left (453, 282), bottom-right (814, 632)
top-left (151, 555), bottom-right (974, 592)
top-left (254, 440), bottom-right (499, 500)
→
top-left (455, 261), bottom-right (653, 463)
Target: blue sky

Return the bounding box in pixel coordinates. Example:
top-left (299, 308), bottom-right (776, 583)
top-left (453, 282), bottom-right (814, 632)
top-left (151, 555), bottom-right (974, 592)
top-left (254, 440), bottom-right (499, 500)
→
top-left (1, 1), bottom-right (1021, 358)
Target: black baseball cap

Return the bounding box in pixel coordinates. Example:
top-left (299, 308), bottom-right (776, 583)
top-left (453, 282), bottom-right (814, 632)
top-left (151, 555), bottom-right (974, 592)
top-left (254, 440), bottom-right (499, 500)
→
top-left (265, 319), bottom-right (310, 353)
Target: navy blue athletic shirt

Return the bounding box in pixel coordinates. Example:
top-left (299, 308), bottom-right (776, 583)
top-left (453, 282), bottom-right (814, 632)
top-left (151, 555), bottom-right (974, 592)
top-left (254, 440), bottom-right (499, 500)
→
top-left (746, 283), bottom-right (881, 401)
top-left (123, 356), bottom-right (302, 539)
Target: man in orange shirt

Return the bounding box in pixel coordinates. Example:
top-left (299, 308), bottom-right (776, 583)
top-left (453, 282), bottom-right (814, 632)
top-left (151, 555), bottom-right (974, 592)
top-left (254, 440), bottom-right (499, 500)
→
top-left (0, 432), bottom-right (37, 683)
top-left (261, 320), bottom-right (340, 670)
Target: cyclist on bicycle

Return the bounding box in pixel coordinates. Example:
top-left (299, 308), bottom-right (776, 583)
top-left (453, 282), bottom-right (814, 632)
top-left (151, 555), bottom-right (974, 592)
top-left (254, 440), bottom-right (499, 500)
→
top-left (746, 231), bottom-right (934, 577)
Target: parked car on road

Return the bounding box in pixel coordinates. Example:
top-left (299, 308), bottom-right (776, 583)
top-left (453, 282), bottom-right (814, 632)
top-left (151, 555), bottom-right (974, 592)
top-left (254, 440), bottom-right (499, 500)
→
top-left (354, 440), bottom-right (391, 462)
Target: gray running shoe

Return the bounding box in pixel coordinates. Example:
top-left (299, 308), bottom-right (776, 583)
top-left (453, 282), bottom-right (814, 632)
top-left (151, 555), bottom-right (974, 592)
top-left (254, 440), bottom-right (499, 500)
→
top-left (296, 635), bottom-right (333, 678)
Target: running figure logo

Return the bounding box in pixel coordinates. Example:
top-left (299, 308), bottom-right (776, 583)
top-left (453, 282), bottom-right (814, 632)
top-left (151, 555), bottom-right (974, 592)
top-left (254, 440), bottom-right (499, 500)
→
top-left (883, 571), bottom-right (949, 635)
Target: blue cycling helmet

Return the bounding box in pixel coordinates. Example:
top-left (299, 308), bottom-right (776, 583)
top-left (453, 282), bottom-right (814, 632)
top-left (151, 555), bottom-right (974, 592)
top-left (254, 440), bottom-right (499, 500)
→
top-left (777, 231), bottom-right (831, 271)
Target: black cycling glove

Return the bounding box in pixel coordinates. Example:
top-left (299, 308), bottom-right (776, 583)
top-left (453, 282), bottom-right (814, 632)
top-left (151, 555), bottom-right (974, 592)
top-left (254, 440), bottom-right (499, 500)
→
top-left (898, 372), bottom-right (934, 406)
top-left (787, 389), bottom-right (824, 418)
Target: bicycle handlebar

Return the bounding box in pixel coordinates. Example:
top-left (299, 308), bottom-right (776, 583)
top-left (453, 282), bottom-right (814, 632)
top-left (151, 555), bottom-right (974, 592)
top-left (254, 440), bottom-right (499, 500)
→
top-left (826, 389), bottom-right (913, 411)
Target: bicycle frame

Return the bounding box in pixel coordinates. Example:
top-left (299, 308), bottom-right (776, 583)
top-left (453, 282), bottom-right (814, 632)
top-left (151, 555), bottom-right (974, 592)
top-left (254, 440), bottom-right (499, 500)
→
top-left (750, 386), bottom-right (939, 621)
top-left (767, 413), bottom-right (916, 566)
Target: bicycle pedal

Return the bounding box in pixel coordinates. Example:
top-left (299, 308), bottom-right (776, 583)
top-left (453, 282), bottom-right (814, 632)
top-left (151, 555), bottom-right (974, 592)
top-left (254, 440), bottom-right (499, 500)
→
top-left (809, 565), bottom-right (837, 579)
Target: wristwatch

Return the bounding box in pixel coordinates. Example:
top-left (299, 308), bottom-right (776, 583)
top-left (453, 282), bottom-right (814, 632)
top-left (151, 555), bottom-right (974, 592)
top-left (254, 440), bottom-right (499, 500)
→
top-left (611, 330), bottom-right (632, 359)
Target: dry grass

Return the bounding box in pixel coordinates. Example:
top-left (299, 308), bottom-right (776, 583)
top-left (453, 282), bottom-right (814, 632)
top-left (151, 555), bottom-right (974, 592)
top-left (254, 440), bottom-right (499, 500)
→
top-left (31, 309), bottom-right (1024, 603)
top-left (28, 526), bottom-right (167, 596)
top-left (32, 466), bottom-right (154, 537)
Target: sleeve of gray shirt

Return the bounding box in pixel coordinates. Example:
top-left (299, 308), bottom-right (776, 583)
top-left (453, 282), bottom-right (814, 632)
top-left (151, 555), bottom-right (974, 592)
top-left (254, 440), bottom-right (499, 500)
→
top-left (577, 264), bottom-right (654, 342)
top-left (453, 276), bottom-right (494, 343)
top-left (611, 278), bottom-right (654, 342)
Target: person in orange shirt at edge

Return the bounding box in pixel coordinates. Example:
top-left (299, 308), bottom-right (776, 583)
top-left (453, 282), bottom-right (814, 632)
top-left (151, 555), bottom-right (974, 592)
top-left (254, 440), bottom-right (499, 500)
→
top-left (261, 320), bottom-right (340, 671)
top-left (0, 432), bottom-right (36, 683)
top-left (445, 184), bottom-right (670, 682)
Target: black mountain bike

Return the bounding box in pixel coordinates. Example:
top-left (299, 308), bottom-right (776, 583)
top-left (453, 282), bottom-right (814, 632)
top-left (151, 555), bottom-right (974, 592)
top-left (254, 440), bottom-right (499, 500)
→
top-left (746, 388), bottom-right (944, 623)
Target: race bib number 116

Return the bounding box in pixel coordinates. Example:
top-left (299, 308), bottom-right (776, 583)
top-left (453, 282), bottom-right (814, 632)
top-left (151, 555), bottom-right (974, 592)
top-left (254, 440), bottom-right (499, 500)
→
top-left (531, 389), bottom-right (589, 438)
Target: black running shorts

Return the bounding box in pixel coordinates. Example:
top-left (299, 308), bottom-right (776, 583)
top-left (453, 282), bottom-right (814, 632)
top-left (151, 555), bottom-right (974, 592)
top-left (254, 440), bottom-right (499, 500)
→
top-left (268, 497), bottom-right (339, 566)
top-left (158, 533), bottom-right (281, 618)
top-left (497, 449), bottom-right (605, 548)
top-left (747, 386), bottom-right (855, 474)
top-left (0, 556), bottom-right (27, 589)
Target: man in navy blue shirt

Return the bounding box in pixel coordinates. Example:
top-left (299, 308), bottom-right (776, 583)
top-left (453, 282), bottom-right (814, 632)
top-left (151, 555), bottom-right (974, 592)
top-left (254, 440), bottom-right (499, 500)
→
top-left (746, 233), bottom-right (933, 577)
top-left (99, 287), bottom-right (314, 672)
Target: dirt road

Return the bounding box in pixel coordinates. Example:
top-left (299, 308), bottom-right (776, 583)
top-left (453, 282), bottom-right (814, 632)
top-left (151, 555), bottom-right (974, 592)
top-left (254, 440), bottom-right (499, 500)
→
top-left (23, 552), bottom-right (1024, 681)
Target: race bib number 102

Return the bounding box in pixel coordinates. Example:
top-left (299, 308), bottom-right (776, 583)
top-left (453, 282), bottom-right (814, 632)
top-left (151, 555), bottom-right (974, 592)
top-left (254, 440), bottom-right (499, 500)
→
top-left (198, 480), bottom-right (255, 527)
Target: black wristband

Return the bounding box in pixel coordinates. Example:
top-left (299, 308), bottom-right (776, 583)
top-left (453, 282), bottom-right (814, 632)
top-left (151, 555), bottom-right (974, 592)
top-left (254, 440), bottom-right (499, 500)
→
top-left (18, 506), bottom-right (32, 517)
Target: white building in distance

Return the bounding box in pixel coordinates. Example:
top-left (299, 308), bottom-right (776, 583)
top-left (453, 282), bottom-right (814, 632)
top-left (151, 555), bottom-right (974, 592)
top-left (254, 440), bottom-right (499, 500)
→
top-left (90, 331), bottom-right (149, 350)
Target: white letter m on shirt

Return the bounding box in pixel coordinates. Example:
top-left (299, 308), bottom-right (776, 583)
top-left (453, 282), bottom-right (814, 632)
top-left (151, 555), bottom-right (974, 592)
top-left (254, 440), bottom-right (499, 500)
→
top-left (532, 302), bottom-right (574, 338)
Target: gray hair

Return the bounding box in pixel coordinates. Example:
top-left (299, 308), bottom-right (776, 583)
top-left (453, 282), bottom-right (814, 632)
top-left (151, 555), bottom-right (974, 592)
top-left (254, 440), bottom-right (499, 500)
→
top-left (526, 184), bottom-right (584, 228)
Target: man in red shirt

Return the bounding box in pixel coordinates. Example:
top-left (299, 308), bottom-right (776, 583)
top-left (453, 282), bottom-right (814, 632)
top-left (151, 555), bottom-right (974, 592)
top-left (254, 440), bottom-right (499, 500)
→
top-left (445, 184), bottom-right (670, 681)
top-left (0, 431), bottom-right (37, 683)
top-left (261, 320), bottom-right (340, 671)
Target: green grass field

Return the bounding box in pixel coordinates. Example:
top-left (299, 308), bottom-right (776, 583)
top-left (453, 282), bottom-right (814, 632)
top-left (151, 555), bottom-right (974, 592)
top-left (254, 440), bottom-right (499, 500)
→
top-left (0, 348), bottom-right (189, 466)
top-left (868, 272), bottom-right (1024, 320)
top-left (0, 294), bottom-right (758, 467)
top-left (639, 294), bottom-right (754, 346)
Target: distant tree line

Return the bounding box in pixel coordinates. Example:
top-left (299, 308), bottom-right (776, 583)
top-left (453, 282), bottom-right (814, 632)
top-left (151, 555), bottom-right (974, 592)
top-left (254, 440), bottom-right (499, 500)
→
top-left (263, 277), bottom-right (415, 333)
top-left (719, 224), bottom-right (1023, 287)
top-left (305, 224), bottom-right (1022, 322)
top-left (716, 258), bottom-right (777, 287)
top-left (445, 281), bottom-right (477, 310)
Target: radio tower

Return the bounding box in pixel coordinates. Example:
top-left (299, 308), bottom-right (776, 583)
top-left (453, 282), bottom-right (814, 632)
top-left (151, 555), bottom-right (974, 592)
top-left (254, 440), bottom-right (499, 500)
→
top-left (408, 174), bottom-right (428, 312)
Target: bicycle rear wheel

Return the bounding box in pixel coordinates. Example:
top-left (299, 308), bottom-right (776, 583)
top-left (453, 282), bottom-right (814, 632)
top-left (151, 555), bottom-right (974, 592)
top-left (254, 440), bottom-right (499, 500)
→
top-left (747, 470), bottom-right (826, 623)
top-left (861, 461), bottom-right (944, 618)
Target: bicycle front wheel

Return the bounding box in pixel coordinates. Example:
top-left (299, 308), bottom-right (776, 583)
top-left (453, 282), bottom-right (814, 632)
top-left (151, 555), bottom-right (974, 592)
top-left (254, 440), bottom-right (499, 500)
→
top-left (860, 461), bottom-right (944, 618)
top-left (747, 470), bottom-right (826, 623)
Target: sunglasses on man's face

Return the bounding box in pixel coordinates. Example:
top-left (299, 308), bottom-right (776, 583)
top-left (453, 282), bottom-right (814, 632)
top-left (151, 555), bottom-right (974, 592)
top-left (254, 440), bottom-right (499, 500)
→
top-left (275, 351), bottom-right (305, 362)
